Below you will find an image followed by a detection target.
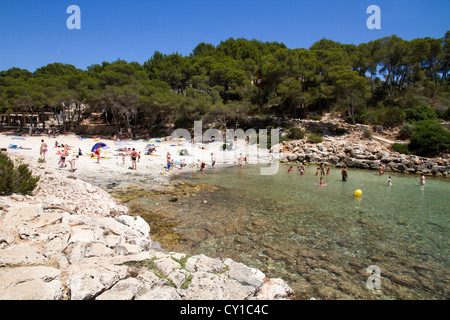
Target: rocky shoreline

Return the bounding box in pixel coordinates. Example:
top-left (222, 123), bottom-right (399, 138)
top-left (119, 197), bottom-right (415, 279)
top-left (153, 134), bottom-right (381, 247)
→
top-left (278, 120), bottom-right (450, 176)
top-left (0, 154), bottom-right (295, 300)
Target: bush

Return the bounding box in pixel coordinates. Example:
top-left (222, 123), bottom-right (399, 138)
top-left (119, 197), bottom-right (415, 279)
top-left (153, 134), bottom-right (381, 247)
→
top-left (309, 113), bottom-right (322, 121)
top-left (289, 127), bottom-right (305, 140)
top-left (441, 107), bottom-right (450, 120)
top-left (0, 154), bottom-right (40, 195)
top-left (307, 133), bottom-right (323, 144)
top-left (392, 143), bottom-right (411, 155)
top-left (334, 127), bottom-right (348, 136)
top-left (403, 104), bottom-right (437, 122)
top-left (408, 120), bottom-right (450, 157)
top-left (397, 122), bottom-right (415, 140)
top-left (362, 128), bottom-right (372, 139)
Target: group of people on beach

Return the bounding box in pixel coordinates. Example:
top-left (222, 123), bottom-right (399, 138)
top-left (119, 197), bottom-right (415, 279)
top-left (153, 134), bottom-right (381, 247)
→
top-left (40, 139), bottom-right (78, 172)
top-left (119, 148), bottom-right (139, 170)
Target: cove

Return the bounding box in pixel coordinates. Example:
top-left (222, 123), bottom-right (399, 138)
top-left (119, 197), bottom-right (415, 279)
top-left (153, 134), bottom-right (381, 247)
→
top-left (141, 165), bottom-right (449, 299)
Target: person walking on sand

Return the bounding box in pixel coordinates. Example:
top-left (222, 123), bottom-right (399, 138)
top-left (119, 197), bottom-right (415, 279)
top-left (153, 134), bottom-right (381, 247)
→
top-left (211, 153), bottom-right (216, 169)
top-left (68, 155), bottom-right (78, 173)
top-left (130, 148), bottom-right (138, 170)
top-left (40, 139), bottom-right (48, 160)
top-left (59, 147), bottom-right (69, 168)
top-left (341, 166), bottom-right (348, 182)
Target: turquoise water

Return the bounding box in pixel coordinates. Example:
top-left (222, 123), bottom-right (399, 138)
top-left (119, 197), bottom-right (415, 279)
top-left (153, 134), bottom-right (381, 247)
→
top-left (167, 165), bottom-right (449, 299)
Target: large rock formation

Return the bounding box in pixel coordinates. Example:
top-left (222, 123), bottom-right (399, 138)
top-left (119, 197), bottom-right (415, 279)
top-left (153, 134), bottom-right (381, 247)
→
top-left (0, 156), bottom-right (295, 300)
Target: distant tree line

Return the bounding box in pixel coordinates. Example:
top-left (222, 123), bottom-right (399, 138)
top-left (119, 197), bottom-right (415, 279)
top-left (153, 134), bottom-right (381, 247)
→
top-left (1, 33), bottom-right (449, 156)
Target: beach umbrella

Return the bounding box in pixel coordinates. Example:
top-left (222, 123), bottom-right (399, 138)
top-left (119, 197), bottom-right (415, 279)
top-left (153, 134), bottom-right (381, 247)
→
top-left (91, 142), bottom-right (107, 152)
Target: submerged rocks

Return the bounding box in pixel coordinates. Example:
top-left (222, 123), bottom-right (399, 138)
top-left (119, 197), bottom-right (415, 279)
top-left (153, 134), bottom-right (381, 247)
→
top-left (0, 157), bottom-right (295, 300)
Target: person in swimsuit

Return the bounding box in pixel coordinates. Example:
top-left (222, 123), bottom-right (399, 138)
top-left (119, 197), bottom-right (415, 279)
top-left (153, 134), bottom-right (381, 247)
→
top-left (60, 147), bottom-right (69, 168)
top-left (40, 139), bottom-right (47, 160)
top-left (342, 167), bottom-right (348, 181)
top-left (95, 146), bottom-right (101, 164)
top-left (211, 153), bottom-right (216, 169)
top-left (130, 148), bottom-right (138, 170)
top-left (419, 174), bottom-right (426, 185)
top-left (319, 177), bottom-right (326, 186)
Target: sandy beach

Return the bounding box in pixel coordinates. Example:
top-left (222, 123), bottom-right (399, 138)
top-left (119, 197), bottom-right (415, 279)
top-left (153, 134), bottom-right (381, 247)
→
top-left (0, 131), bottom-right (296, 301)
top-left (1, 132), bottom-right (272, 188)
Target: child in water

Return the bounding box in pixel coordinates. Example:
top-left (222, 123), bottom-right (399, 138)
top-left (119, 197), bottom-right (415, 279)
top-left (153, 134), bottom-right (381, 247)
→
top-left (319, 177), bottom-right (326, 186)
top-left (388, 176), bottom-right (392, 186)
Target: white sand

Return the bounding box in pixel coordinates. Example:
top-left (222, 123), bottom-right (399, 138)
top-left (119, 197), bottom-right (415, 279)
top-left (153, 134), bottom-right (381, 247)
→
top-left (1, 133), bottom-right (271, 187)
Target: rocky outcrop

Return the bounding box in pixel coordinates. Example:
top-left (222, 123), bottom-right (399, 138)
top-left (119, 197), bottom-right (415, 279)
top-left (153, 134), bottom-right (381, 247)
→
top-left (0, 156), bottom-right (295, 300)
top-left (278, 131), bottom-right (450, 176)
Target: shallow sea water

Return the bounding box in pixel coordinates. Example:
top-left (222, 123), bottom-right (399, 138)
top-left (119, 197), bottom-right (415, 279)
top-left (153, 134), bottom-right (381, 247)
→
top-left (130, 164), bottom-right (450, 299)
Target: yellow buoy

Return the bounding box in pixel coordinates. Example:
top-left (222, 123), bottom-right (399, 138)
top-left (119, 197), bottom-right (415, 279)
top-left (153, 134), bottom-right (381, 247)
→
top-left (354, 189), bottom-right (362, 197)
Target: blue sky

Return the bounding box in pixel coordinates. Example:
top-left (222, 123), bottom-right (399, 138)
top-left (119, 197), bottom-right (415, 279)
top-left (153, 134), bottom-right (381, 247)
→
top-left (0, 0), bottom-right (449, 72)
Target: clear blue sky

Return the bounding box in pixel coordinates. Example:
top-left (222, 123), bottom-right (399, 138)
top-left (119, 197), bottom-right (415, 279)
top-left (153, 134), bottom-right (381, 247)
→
top-left (0, 0), bottom-right (449, 72)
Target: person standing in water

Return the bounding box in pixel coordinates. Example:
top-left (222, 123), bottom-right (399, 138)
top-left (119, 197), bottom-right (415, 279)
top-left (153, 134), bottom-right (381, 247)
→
top-left (419, 174), bottom-right (426, 185)
top-left (300, 164), bottom-right (305, 175)
top-left (388, 176), bottom-right (392, 186)
top-left (341, 166), bottom-right (348, 181)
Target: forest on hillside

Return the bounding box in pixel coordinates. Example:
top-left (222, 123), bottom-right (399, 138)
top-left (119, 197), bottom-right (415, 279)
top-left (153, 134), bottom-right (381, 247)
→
top-left (1, 33), bottom-right (450, 156)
